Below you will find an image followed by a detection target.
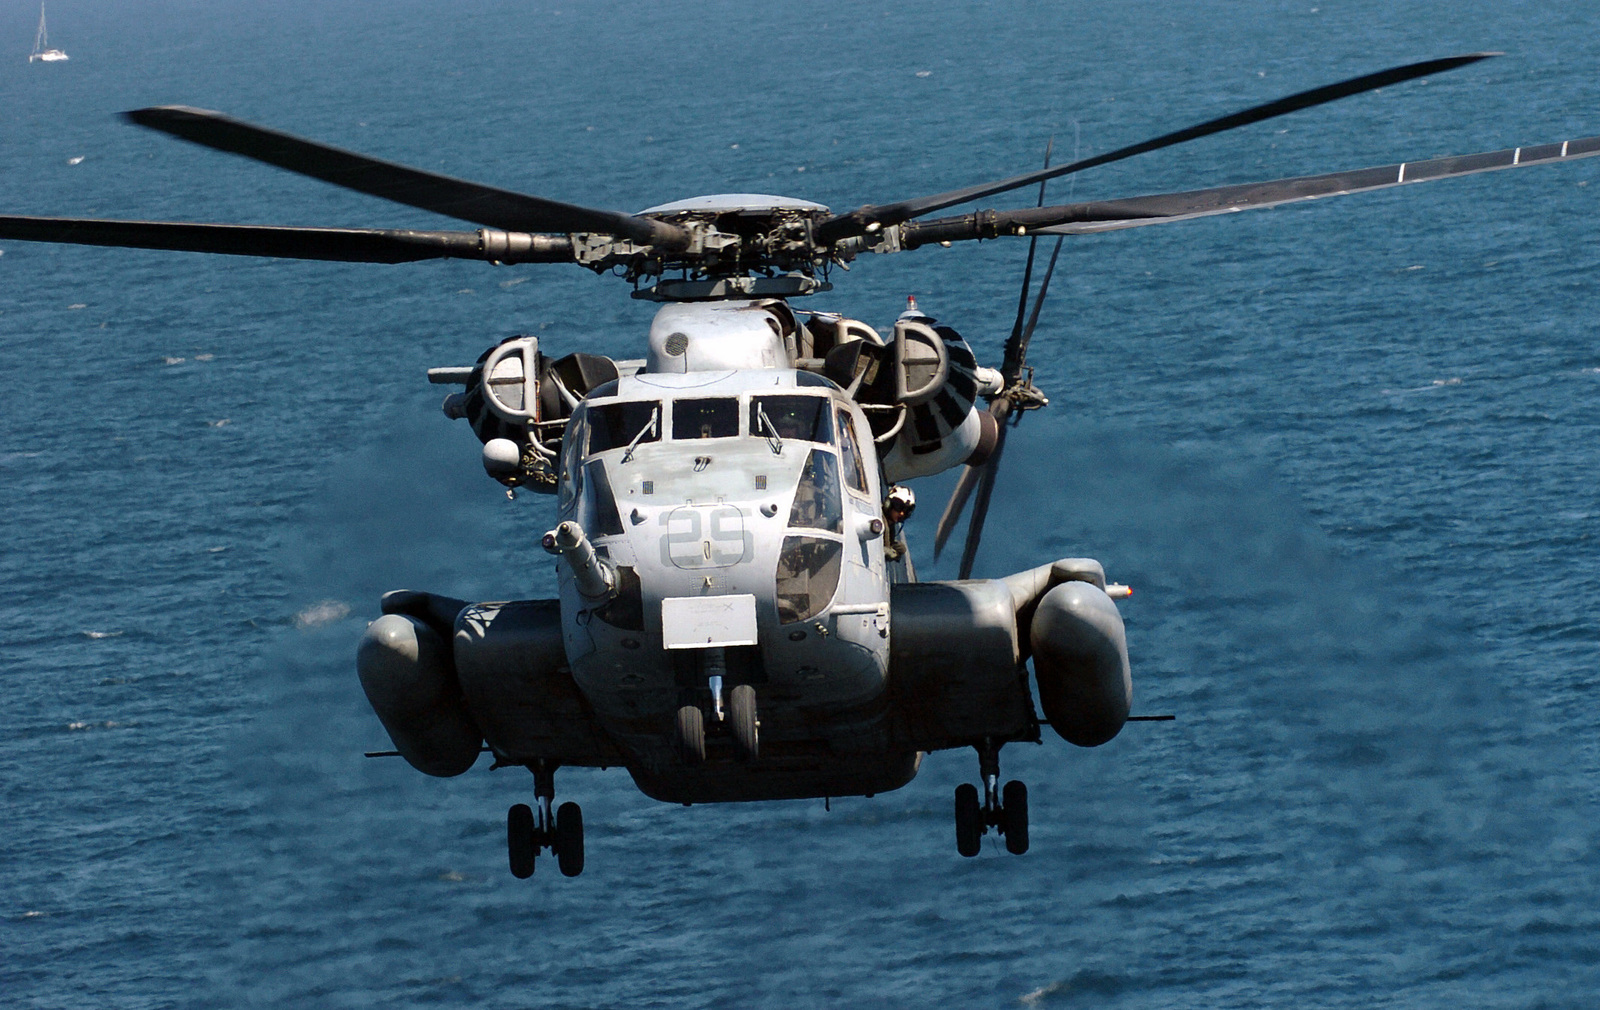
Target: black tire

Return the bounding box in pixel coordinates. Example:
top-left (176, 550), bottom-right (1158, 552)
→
top-left (507, 803), bottom-right (536, 879)
top-left (1002, 780), bottom-right (1029, 855)
top-left (729, 684), bottom-right (759, 761)
top-left (954, 783), bottom-right (982, 857)
top-left (675, 705), bottom-right (706, 764)
top-left (554, 801), bottom-right (585, 877)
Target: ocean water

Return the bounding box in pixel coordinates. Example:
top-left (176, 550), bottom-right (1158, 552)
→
top-left (3, 1), bottom-right (1598, 1006)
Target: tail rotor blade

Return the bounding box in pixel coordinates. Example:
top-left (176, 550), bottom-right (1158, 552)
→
top-left (934, 460), bottom-right (986, 560)
top-left (952, 232), bottom-right (1064, 575)
top-left (1013, 236), bottom-right (1065, 372)
top-left (936, 139), bottom-right (1053, 559)
top-left (1001, 136), bottom-right (1054, 384)
top-left (957, 420), bottom-right (1009, 580)
top-left (1004, 236), bottom-right (1041, 382)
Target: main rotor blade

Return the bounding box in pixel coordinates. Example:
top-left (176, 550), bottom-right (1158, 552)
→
top-left (818, 52), bottom-right (1497, 243)
top-left (899, 132), bottom-right (1600, 245)
top-left (123, 106), bottom-right (689, 248)
top-left (0, 215), bottom-right (574, 263)
top-left (1035, 134), bottom-right (1600, 235)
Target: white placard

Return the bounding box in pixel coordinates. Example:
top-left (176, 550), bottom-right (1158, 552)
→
top-left (661, 594), bottom-right (759, 649)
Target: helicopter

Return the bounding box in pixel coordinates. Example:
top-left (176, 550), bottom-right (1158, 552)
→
top-left (4, 53), bottom-right (1596, 879)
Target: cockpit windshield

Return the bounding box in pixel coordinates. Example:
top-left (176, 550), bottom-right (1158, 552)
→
top-left (587, 400), bottom-right (661, 455)
top-left (672, 398), bottom-right (739, 439)
top-left (749, 395), bottom-right (833, 444)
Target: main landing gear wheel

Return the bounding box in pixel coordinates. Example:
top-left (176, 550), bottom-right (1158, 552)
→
top-left (954, 783), bottom-right (982, 857)
top-left (554, 801), bottom-right (585, 877)
top-left (952, 740), bottom-right (1029, 857)
top-left (675, 705), bottom-right (706, 764)
top-left (1002, 780), bottom-right (1029, 855)
top-left (729, 684), bottom-right (760, 761)
top-left (506, 760), bottom-right (586, 878)
top-left (508, 803), bottom-right (537, 879)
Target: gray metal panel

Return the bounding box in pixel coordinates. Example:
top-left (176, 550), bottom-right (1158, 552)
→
top-left (453, 600), bottom-right (626, 767)
top-left (887, 580), bottom-right (1035, 751)
top-left (627, 749), bottom-right (920, 805)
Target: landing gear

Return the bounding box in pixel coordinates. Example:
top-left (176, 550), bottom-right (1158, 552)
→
top-left (729, 683), bottom-right (760, 761)
top-left (952, 738), bottom-right (1029, 857)
top-left (554, 801), bottom-right (584, 877)
top-left (675, 704), bottom-right (706, 764)
top-left (1001, 780), bottom-right (1029, 855)
top-left (676, 647), bottom-right (758, 764)
top-left (954, 783), bottom-right (982, 857)
top-left (508, 803), bottom-right (537, 879)
top-left (505, 760), bottom-right (585, 878)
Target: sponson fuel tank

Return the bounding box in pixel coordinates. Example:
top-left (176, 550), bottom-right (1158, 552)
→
top-left (357, 602), bottom-right (484, 777)
top-left (1025, 567), bottom-right (1132, 747)
top-left (887, 557), bottom-right (1132, 750)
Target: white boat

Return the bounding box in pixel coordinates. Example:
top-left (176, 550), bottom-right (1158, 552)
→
top-left (29, 4), bottom-right (67, 62)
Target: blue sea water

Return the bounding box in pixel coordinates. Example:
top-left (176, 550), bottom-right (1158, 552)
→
top-left (3, 1), bottom-right (1599, 1006)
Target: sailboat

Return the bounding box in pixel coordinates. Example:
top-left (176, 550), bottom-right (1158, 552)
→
top-left (29, 4), bottom-right (67, 63)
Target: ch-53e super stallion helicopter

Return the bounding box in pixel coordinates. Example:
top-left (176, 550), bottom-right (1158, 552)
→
top-left (6, 53), bottom-right (1597, 878)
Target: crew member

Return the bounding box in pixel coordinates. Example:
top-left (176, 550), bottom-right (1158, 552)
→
top-left (882, 485), bottom-right (915, 560)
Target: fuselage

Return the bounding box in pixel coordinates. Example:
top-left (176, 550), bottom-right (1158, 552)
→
top-left (553, 367), bottom-right (900, 791)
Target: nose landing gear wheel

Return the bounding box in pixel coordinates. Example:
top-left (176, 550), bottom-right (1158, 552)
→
top-left (954, 783), bottom-right (982, 857)
top-left (1001, 780), bottom-right (1029, 855)
top-left (508, 803), bottom-right (537, 879)
top-left (729, 684), bottom-right (759, 761)
top-left (675, 704), bottom-right (706, 764)
top-left (554, 801), bottom-right (585, 877)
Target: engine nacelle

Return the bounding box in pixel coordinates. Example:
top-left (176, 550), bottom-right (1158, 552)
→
top-left (357, 613), bottom-right (483, 776)
top-left (1030, 580), bottom-right (1132, 747)
top-left (432, 335), bottom-right (620, 493)
top-left (877, 316), bottom-right (1000, 482)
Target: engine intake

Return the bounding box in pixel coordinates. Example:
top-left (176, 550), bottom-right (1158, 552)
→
top-left (429, 335), bottom-right (620, 492)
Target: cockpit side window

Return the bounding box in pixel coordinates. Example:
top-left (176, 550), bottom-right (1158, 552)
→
top-left (587, 400), bottom-right (661, 455)
top-left (787, 448), bottom-right (843, 533)
top-left (582, 459), bottom-right (624, 537)
top-left (750, 395), bottom-right (833, 444)
top-left (672, 398), bottom-right (739, 439)
top-left (558, 407), bottom-right (588, 512)
top-left (836, 406), bottom-right (869, 495)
